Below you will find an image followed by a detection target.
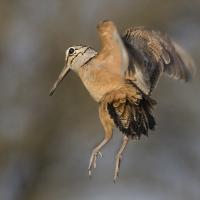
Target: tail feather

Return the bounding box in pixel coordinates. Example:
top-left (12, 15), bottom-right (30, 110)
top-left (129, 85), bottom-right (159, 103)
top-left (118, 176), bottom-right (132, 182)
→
top-left (107, 95), bottom-right (156, 138)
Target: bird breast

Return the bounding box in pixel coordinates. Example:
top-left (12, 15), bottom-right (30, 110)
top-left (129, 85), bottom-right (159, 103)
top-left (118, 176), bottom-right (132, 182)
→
top-left (78, 66), bottom-right (124, 102)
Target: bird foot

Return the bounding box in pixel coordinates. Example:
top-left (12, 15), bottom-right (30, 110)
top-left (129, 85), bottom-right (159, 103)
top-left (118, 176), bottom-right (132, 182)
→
top-left (114, 154), bottom-right (122, 182)
top-left (88, 150), bottom-right (102, 176)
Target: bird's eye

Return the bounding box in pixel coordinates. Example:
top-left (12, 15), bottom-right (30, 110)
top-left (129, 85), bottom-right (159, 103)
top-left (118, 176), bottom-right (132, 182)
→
top-left (68, 48), bottom-right (75, 55)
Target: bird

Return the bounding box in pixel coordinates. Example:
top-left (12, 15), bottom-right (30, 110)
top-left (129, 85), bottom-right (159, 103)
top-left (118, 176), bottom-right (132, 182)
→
top-left (49, 20), bottom-right (195, 182)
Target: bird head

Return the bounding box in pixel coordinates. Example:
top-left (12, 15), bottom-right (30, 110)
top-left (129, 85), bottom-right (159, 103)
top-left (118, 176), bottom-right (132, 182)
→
top-left (49, 45), bottom-right (97, 96)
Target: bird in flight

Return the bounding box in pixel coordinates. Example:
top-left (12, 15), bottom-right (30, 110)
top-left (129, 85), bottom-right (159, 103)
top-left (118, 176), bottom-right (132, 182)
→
top-left (49, 20), bottom-right (195, 182)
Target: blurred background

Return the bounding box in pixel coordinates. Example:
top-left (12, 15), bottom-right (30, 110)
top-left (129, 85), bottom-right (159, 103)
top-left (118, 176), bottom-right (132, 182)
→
top-left (0, 0), bottom-right (200, 200)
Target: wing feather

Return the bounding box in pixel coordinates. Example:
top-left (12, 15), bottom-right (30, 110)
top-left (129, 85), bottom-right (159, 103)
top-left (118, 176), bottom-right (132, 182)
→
top-left (122, 27), bottom-right (195, 95)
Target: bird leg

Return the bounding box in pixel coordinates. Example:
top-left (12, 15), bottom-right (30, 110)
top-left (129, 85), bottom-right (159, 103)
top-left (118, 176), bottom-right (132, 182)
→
top-left (88, 103), bottom-right (114, 176)
top-left (114, 135), bottom-right (129, 182)
top-left (88, 138), bottom-right (108, 176)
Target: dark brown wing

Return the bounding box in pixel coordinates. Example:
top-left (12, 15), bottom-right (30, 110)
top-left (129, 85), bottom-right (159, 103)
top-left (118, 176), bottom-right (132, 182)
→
top-left (122, 27), bottom-right (196, 95)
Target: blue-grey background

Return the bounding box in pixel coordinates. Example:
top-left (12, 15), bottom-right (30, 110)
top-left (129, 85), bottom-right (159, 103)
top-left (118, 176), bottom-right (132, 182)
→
top-left (0, 0), bottom-right (200, 199)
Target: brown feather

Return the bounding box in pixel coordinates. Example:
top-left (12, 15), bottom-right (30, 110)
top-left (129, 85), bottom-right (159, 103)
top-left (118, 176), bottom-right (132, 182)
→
top-left (100, 85), bottom-right (156, 138)
top-left (122, 27), bottom-right (196, 94)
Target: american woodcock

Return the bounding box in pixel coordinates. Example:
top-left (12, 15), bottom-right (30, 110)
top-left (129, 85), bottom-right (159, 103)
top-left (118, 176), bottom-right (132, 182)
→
top-left (49, 20), bottom-right (195, 182)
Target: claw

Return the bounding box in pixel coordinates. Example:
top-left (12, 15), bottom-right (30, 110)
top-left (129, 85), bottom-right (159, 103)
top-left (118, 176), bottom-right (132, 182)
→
top-left (88, 150), bottom-right (102, 176)
top-left (98, 151), bottom-right (102, 157)
top-left (114, 154), bottom-right (122, 182)
top-left (89, 170), bottom-right (92, 177)
top-left (113, 135), bottom-right (129, 182)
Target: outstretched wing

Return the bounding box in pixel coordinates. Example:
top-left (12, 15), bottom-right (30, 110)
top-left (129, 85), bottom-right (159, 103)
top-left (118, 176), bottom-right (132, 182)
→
top-left (122, 27), bottom-right (196, 95)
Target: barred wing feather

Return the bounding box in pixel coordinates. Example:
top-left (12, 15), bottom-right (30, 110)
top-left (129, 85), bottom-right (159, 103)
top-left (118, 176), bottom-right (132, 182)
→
top-left (122, 27), bottom-right (195, 95)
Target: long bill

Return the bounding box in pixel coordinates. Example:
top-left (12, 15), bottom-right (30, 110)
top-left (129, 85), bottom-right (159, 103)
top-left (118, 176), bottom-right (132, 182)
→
top-left (49, 63), bottom-right (70, 96)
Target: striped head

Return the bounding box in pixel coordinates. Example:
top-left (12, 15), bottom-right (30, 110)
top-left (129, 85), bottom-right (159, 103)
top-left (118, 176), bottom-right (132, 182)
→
top-left (49, 45), bottom-right (97, 95)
